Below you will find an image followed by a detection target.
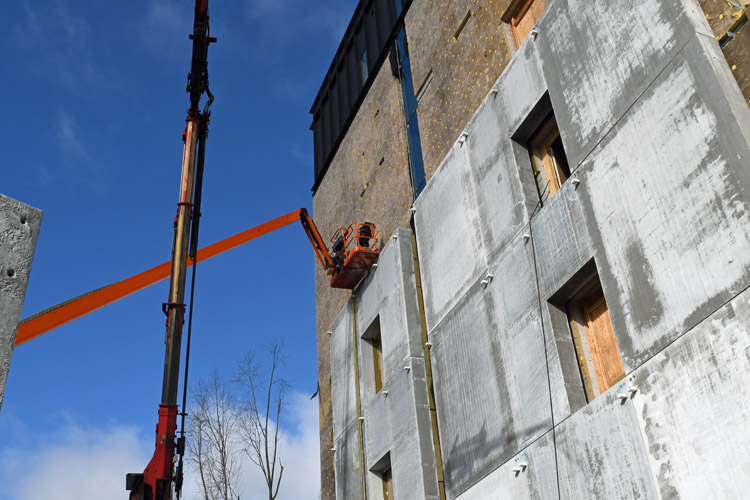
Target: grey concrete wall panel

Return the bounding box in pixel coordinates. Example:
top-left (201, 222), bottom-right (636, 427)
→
top-left (501, 39), bottom-right (547, 139)
top-left (362, 389), bottom-right (388, 473)
top-left (0, 194), bottom-right (41, 412)
top-left (456, 432), bottom-right (558, 500)
top-left (578, 37), bottom-right (750, 371)
top-left (556, 386), bottom-right (658, 500)
top-left (529, 181), bottom-right (593, 302)
top-left (389, 361), bottom-right (439, 500)
top-left (463, 85), bottom-right (533, 264)
top-left (333, 419), bottom-right (362, 500)
top-left (695, 32), bottom-right (750, 145)
top-left (632, 288), bottom-right (750, 500)
top-left (329, 300), bottom-right (356, 441)
top-left (430, 235), bottom-right (553, 499)
top-left (356, 228), bottom-right (423, 409)
top-left (537, 0), bottom-right (712, 169)
top-left (414, 144), bottom-right (487, 332)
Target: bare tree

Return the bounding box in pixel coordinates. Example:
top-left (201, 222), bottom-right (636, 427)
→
top-left (234, 340), bottom-right (289, 500)
top-left (187, 370), bottom-right (243, 500)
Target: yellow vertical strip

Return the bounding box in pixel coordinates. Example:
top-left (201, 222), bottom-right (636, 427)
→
top-left (411, 234), bottom-right (447, 500)
top-left (352, 297), bottom-right (366, 500)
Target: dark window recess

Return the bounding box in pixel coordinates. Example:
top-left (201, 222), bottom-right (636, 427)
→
top-left (310, 0), bottom-right (413, 192)
top-left (528, 114), bottom-right (571, 200)
top-left (395, 28), bottom-right (427, 198)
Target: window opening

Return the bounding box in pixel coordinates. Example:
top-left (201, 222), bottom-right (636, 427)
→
top-left (362, 316), bottom-right (384, 394)
top-left (394, 27), bottom-right (427, 198)
top-left (382, 466), bottom-right (394, 500)
top-left (565, 277), bottom-right (625, 401)
top-left (504, 0), bottom-right (545, 49)
top-left (370, 452), bottom-right (394, 500)
top-left (528, 115), bottom-right (570, 198)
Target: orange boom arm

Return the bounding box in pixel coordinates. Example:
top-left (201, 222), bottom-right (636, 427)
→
top-left (15, 209), bottom-right (304, 346)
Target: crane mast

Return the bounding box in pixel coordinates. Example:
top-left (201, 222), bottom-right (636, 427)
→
top-left (126, 1), bottom-right (214, 498)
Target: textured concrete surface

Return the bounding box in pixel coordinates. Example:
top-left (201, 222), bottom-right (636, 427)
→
top-left (577, 35), bottom-right (750, 371)
top-left (428, 230), bottom-right (553, 499)
top-left (455, 432), bottom-right (558, 500)
top-left (555, 383), bottom-right (658, 499)
top-left (330, 228), bottom-right (440, 499)
top-left (0, 194), bottom-right (42, 412)
top-left (632, 287), bottom-right (750, 500)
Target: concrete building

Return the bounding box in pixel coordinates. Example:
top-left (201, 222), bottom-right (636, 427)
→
top-left (310, 0), bottom-right (750, 498)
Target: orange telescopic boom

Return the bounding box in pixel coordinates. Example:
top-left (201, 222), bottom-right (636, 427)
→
top-left (15, 209), bottom-right (303, 346)
top-left (15, 208), bottom-right (378, 347)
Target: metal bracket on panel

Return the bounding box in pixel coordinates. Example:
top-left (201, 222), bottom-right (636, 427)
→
top-left (382, 390), bottom-right (389, 396)
top-left (571, 177), bottom-right (581, 189)
top-left (617, 393), bottom-right (629, 401)
top-left (481, 268), bottom-right (495, 288)
top-left (425, 341), bottom-right (433, 349)
top-left (410, 205), bottom-right (417, 214)
top-left (530, 26), bottom-right (539, 40)
top-left (458, 131), bottom-right (469, 146)
top-left (490, 85), bottom-right (498, 97)
top-left (522, 233), bottom-right (531, 244)
top-left (371, 263), bottom-right (378, 269)
top-left (404, 365), bottom-right (411, 372)
top-left (359, 416), bottom-right (365, 421)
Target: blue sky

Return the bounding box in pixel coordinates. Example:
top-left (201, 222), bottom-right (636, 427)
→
top-left (0, 0), bottom-right (356, 498)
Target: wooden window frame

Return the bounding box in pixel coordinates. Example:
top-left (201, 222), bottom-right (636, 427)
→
top-left (507, 0), bottom-right (544, 49)
top-left (362, 316), bottom-right (384, 395)
top-left (528, 116), bottom-right (570, 198)
top-left (565, 278), bottom-right (625, 401)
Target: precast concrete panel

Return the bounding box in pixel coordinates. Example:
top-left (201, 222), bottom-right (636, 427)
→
top-left (0, 194), bottom-right (41, 412)
top-left (529, 180), bottom-right (593, 302)
top-left (430, 233), bottom-right (553, 498)
top-left (631, 288), bottom-right (750, 499)
top-left (500, 39), bottom-right (547, 138)
top-left (334, 418), bottom-right (362, 500)
top-left (538, 0), bottom-right (712, 169)
top-left (330, 301), bottom-right (356, 441)
top-left (555, 386), bottom-right (659, 500)
top-left (463, 86), bottom-right (532, 264)
top-left (355, 228), bottom-right (424, 407)
top-left (414, 143), bottom-right (487, 332)
top-left (388, 362), bottom-right (439, 500)
top-left (362, 389), bottom-right (389, 473)
top-left (578, 38), bottom-right (750, 371)
top-left (456, 432), bottom-right (558, 500)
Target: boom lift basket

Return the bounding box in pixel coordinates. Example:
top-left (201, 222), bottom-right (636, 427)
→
top-left (329, 222), bottom-right (378, 289)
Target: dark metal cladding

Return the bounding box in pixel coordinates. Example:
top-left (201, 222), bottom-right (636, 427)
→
top-left (309, 0), bottom-right (412, 192)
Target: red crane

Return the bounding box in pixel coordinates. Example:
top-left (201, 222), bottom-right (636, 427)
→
top-left (8, 2), bottom-right (378, 498)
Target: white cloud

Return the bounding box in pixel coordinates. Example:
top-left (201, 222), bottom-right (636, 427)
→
top-left (0, 420), bottom-right (150, 500)
top-left (0, 395), bottom-right (320, 500)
